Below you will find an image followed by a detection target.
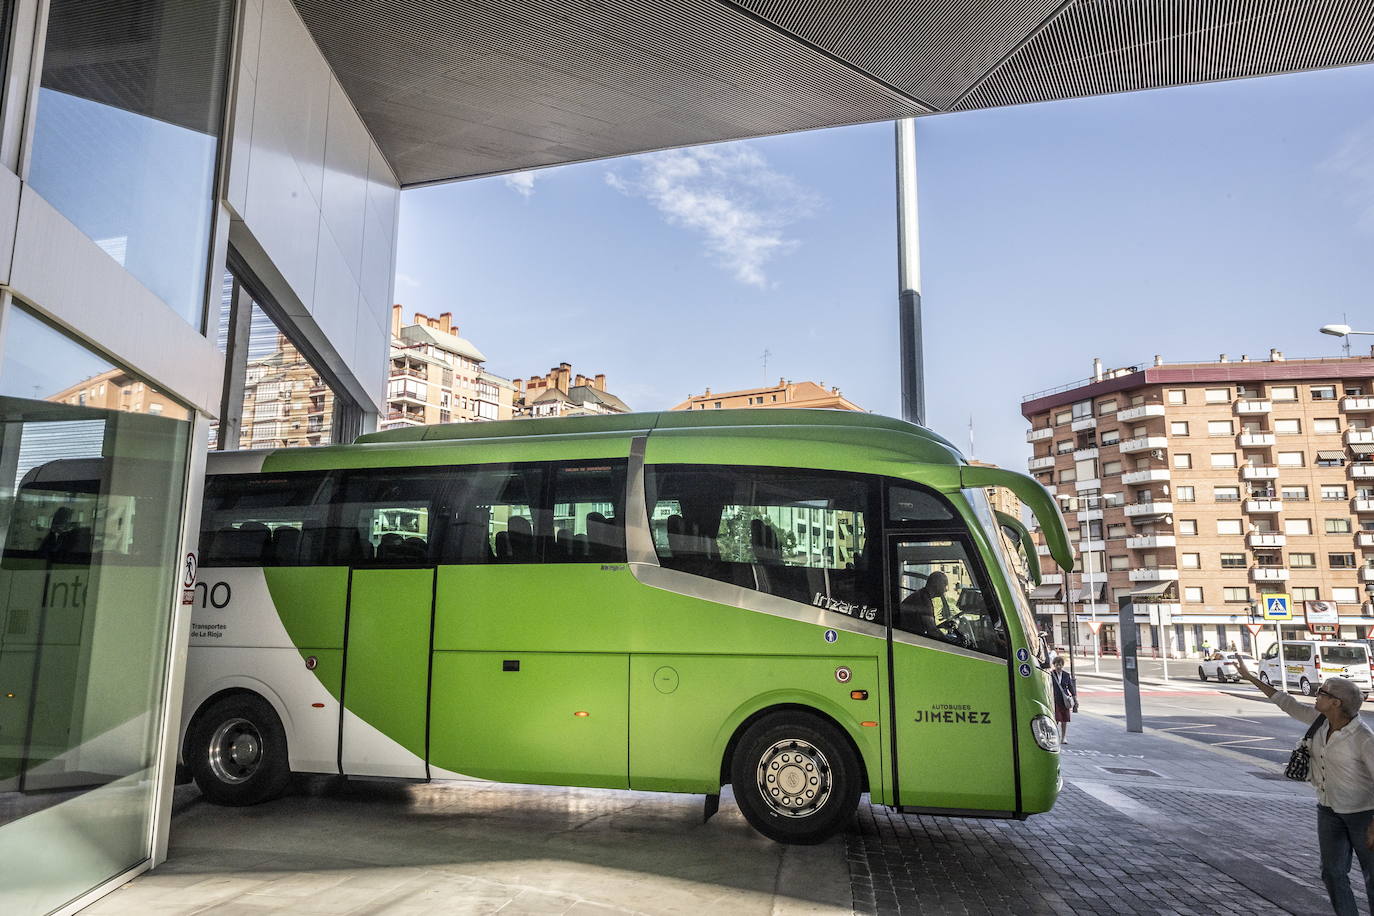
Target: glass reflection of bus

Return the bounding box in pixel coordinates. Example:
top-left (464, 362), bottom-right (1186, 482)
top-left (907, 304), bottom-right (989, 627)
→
top-left (182, 410), bottom-right (1073, 844)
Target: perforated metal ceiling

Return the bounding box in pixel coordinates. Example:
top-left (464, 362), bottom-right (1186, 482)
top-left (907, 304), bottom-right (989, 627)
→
top-left (290, 0), bottom-right (1374, 187)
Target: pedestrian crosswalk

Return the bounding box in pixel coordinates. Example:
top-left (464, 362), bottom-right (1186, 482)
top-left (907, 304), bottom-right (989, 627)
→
top-left (1076, 682), bottom-right (1217, 694)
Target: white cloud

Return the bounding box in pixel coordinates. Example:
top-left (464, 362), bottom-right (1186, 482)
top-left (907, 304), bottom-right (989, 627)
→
top-left (605, 144), bottom-right (819, 288)
top-left (503, 171), bottom-right (542, 198)
top-left (1323, 117), bottom-right (1374, 234)
top-left (395, 272), bottom-right (423, 290)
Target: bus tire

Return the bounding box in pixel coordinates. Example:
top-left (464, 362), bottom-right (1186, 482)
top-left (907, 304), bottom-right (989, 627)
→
top-left (188, 694), bottom-right (291, 806)
top-left (729, 712), bottom-right (860, 845)
top-left (1300, 677), bottom-right (1313, 697)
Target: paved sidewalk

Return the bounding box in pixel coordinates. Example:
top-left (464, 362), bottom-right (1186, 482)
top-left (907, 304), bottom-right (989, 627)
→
top-left (85, 714), bottom-right (1353, 915)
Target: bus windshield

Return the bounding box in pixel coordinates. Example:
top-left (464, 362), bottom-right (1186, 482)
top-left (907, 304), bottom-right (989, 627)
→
top-left (965, 487), bottom-right (1043, 663)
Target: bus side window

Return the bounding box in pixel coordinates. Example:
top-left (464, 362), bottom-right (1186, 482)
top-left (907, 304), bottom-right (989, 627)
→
top-left (333, 468), bottom-right (451, 567)
top-left (893, 538), bottom-right (1007, 658)
top-left (645, 464), bottom-right (881, 619)
top-left (551, 461), bottom-right (626, 562)
top-left (439, 465), bottom-right (546, 564)
top-left (199, 472), bottom-right (332, 567)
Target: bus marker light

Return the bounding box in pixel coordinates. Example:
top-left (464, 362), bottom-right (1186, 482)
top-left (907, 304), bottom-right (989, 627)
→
top-left (850, 690), bottom-right (868, 701)
top-left (312, 703), bottom-right (325, 708)
top-left (574, 711), bottom-right (590, 717)
top-left (305, 656), bottom-right (318, 670)
top-left (835, 667), bottom-right (852, 683)
top-left (860, 721), bottom-right (878, 728)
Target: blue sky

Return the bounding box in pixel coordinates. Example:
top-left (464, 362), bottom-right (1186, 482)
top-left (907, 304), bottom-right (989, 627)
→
top-left (395, 62), bottom-right (1374, 472)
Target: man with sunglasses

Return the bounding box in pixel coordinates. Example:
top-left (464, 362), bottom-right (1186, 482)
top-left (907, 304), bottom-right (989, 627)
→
top-left (1237, 656), bottom-right (1374, 915)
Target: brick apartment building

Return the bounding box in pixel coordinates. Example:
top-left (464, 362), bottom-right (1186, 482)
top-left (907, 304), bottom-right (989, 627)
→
top-left (672, 378), bottom-right (863, 412)
top-left (1023, 350), bottom-right (1374, 659)
top-left (384, 306), bottom-right (516, 429)
top-left (513, 363), bottom-right (631, 417)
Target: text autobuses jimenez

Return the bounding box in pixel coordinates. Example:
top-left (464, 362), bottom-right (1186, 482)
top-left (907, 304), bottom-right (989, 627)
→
top-left (179, 409), bottom-right (1074, 843)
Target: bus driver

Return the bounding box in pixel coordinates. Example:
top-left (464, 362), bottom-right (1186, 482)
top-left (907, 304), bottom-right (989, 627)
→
top-left (900, 571), bottom-right (965, 646)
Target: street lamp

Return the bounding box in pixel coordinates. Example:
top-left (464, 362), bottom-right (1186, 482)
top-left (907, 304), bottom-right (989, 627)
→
top-left (1319, 323), bottom-right (1374, 357)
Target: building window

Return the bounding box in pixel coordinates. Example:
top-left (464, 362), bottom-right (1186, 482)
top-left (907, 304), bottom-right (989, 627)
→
top-left (1275, 418), bottom-right (1301, 435)
top-left (1330, 553), bottom-right (1358, 568)
top-left (1176, 485), bottom-right (1195, 502)
top-left (1102, 460), bottom-right (1122, 476)
top-left (29, 0), bottom-right (234, 329)
top-left (1205, 388), bottom-right (1230, 404)
top-left (1165, 389), bottom-right (1187, 405)
top-left (1285, 518), bottom-right (1313, 536)
top-left (1185, 586), bottom-right (1204, 603)
top-left (1322, 486), bottom-right (1349, 502)
top-left (1210, 453), bottom-right (1237, 468)
top-left (1109, 555), bottom-right (1129, 570)
top-left (1174, 454), bottom-right (1192, 469)
top-left (1208, 420), bottom-right (1234, 436)
top-left (1170, 421), bottom-right (1190, 436)
top-left (1180, 519), bottom-right (1199, 536)
top-left (1223, 587), bottom-right (1251, 603)
top-left (1181, 552), bottom-right (1201, 569)
top-left (1281, 485), bottom-right (1309, 501)
top-left (1216, 519), bottom-right (1242, 535)
top-left (1100, 429), bottom-right (1120, 446)
top-left (1107, 523), bottom-right (1127, 538)
top-left (1099, 399), bottom-right (1117, 415)
top-left (1314, 418), bottom-right (1341, 435)
top-left (1277, 451), bottom-right (1306, 467)
top-left (1290, 552), bottom-right (1316, 568)
top-left (1293, 587), bottom-right (1319, 602)
top-left (1055, 439), bottom-right (1073, 454)
top-left (1213, 486), bottom-right (1240, 502)
top-left (1055, 410), bottom-right (1072, 425)
top-left (1333, 587), bottom-right (1360, 603)
top-left (1272, 386), bottom-right (1298, 401)
top-left (1311, 385), bottom-right (1337, 401)
top-left (1219, 553), bottom-right (1246, 568)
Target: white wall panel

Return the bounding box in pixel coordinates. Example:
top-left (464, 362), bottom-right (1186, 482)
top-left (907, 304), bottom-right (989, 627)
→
top-left (226, 0), bottom-right (399, 418)
top-left (9, 188), bottom-right (224, 414)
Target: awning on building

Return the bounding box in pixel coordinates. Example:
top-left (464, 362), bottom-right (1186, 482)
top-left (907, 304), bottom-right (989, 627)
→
top-left (1129, 580), bottom-right (1175, 597)
top-left (1029, 584), bottom-right (1062, 600)
top-left (1069, 581), bottom-right (1108, 602)
top-left (1317, 450), bottom-right (1347, 460)
top-left (1350, 444), bottom-right (1374, 456)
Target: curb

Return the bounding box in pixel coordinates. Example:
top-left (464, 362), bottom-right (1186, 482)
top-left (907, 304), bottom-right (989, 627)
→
top-left (1074, 708), bottom-right (1284, 769)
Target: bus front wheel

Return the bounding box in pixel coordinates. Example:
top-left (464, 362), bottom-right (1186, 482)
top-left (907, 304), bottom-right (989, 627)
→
top-left (188, 694), bottom-right (291, 806)
top-left (729, 712), bottom-right (860, 845)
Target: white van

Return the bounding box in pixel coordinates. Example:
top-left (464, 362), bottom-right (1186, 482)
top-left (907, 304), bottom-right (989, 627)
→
top-left (1258, 640), bottom-right (1373, 698)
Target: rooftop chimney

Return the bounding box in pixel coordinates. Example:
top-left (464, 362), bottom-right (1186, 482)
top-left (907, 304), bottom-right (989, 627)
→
top-left (1093, 358), bottom-right (1103, 381)
top-left (1270, 348), bottom-right (1284, 361)
top-left (1153, 355), bottom-right (1163, 367)
top-left (1219, 354), bottom-right (1228, 363)
top-left (438, 312), bottom-right (454, 334)
top-left (575, 374), bottom-right (587, 387)
top-left (1241, 354), bottom-right (1250, 362)
top-left (704, 387), bottom-right (711, 396)
top-left (391, 304), bottom-right (403, 337)
top-left (594, 374), bottom-right (606, 390)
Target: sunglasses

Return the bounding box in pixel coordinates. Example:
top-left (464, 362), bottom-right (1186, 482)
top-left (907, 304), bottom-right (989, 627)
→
top-left (1317, 688), bottom-right (1335, 699)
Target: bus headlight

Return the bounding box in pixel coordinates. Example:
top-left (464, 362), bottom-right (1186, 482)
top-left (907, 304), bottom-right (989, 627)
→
top-left (1031, 715), bottom-right (1060, 753)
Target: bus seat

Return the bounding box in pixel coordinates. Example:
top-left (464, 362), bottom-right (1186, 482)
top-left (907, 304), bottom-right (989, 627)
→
top-left (211, 526), bottom-right (270, 564)
top-left (376, 532), bottom-right (404, 561)
top-left (494, 530), bottom-right (511, 560)
top-left (554, 527), bottom-right (574, 560)
top-left (750, 519), bottom-right (781, 565)
top-left (585, 512), bottom-right (613, 561)
top-left (508, 515), bottom-right (534, 560)
top-left (271, 527), bottom-right (302, 565)
top-left (402, 536), bottom-right (428, 560)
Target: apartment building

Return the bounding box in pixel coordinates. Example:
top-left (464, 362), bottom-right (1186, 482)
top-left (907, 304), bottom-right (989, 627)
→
top-left (672, 378), bottom-right (864, 412)
top-left (1023, 351), bottom-right (1374, 658)
top-left (514, 363), bottom-right (631, 418)
top-left (384, 306), bottom-right (516, 429)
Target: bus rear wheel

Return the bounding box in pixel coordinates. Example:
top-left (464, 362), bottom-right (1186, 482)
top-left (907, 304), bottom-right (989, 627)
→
top-left (730, 712), bottom-right (860, 845)
top-left (189, 694), bottom-right (291, 806)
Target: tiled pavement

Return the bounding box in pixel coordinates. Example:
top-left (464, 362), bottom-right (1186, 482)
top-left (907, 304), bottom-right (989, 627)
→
top-left (85, 709), bottom-right (1346, 915)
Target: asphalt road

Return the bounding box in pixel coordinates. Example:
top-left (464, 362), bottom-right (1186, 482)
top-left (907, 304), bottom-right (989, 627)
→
top-left (1072, 663), bottom-right (1313, 766)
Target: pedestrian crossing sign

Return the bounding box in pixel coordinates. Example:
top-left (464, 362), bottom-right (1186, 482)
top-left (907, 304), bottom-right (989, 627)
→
top-left (1261, 593), bottom-right (1291, 620)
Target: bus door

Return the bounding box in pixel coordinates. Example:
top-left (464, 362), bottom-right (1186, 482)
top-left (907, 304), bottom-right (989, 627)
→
top-left (887, 534), bottom-right (1016, 813)
top-left (337, 471), bottom-right (446, 779)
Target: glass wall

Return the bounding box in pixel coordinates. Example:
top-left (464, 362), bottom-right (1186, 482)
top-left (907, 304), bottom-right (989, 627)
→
top-left (0, 306), bottom-right (190, 914)
top-left (28, 0), bottom-right (234, 328)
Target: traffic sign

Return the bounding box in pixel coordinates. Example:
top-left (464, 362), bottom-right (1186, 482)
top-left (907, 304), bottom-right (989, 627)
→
top-left (1086, 620), bottom-right (1104, 634)
top-left (1261, 593), bottom-right (1291, 620)
top-left (1245, 623), bottom-right (1265, 637)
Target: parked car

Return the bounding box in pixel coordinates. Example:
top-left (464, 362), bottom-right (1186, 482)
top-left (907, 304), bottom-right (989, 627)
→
top-left (1257, 640), bottom-right (1373, 698)
top-left (1197, 652), bottom-right (1258, 683)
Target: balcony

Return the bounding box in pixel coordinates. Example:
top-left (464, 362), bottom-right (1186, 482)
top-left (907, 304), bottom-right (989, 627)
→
top-left (1075, 507), bottom-right (1104, 522)
top-left (1237, 432), bottom-right (1275, 447)
top-left (1354, 499), bottom-right (1374, 513)
top-left (1120, 436), bottom-right (1168, 454)
top-left (1040, 573), bottom-right (1063, 584)
top-left (1352, 464), bottom-right (1374, 479)
top-left (1241, 465), bottom-right (1279, 480)
top-left (1362, 568), bottom-right (1374, 583)
top-left (1036, 544), bottom-right (1051, 555)
top-left (1027, 427), bottom-right (1053, 442)
top-left (1124, 501), bottom-right (1173, 518)
top-left (1116, 404), bottom-right (1166, 422)
top-left (1073, 447), bottom-right (1099, 461)
top-left (392, 366), bottom-right (427, 380)
top-left (1136, 602), bottom-right (1182, 619)
top-left (1071, 416), bottom-right (1097, 432)
top-left (1250, 566), bottom-right (1290, 582)
top-left (1247, 533), bottom-right (1286, 548)
top-left (1235, 399), bottom-right (1272, 415)
top-left (1244, 499), bottom-right (1283, 513)
top-left (1343, 397), bottom-right (1374, 412)
top-left (382, 410), bottom-right (424, 426)
top-left (1121, 468), bottom-right (1170, 485)
top-left (1075, 478), bottom-right (1101, 492)
top-left (1358, 533), bottom-right (1374, 548)
top-left (1347, 430), bottom-right (1374, 445)
top-left (1127, 535), bottom-right (1176, 549)
top-left (1128, 567), bottom-right (1180, 582)
top-left (1027, 455), bottom-right (1055, 471)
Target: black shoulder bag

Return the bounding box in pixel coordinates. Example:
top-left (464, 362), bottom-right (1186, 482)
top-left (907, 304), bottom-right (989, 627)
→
top-left (1285, 715), bottom-right (1327, 781)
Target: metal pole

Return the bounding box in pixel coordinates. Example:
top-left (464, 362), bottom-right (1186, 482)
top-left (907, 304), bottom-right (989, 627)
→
top-left (1159, 604), bottom-right (1171, 682)
top-left (896, 119), bottom-right (924, 426)
top-left (1119, 603), bottom-right (1143, 733)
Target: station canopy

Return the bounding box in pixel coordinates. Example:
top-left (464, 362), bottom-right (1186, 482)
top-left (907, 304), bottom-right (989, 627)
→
top-left (294, 0), bottom-right (1374, 187)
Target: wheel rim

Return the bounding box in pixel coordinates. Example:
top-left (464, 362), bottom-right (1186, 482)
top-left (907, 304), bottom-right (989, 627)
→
top-left (755, 738), bottom-right (832, 819)
top-left (208, 717), bottom-right (263, 784)
top-left (1302, 679), bottom-right (1312, 696)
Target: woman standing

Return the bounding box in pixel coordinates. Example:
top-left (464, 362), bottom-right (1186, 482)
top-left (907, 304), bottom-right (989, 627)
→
top-left (1050, 656), bottom-right (1077, 745)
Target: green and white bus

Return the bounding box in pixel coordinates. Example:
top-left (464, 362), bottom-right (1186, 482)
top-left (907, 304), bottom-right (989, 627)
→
top-left (181, 409), bottom-right (1073, 843)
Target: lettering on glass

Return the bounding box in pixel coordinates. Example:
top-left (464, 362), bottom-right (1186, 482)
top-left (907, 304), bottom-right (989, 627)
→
top-left (813, 592), bottom-right (877, 621)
